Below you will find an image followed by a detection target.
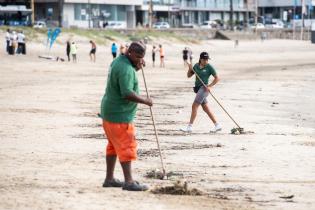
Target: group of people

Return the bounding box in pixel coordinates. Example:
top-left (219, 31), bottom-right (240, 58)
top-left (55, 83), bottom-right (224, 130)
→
top-left (5, 29), bottom-right (26, 55)
top-left (111, 42), bottom-right (165, 68)
top-left (111, 43), bottom-right (134, 59)
top-left (64, 41), bottom-right (167, 69)
top-left (110, 43), bottom-right (128, 59)
top-left (99, 41), bottom-right (221, 192)
top-left (151, 44), bottom-right (165, 68)
top-left (65, 40), bottom-right (97, 63)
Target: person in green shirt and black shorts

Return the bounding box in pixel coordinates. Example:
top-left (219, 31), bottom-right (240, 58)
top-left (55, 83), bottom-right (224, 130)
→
top-left (100, 42), bottom-right (153, 191)
top-left (180, 52), bottom-right (222, 133)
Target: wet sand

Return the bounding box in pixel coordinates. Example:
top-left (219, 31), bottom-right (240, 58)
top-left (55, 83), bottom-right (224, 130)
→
top-left (0, 34), bottom-right (315, 210)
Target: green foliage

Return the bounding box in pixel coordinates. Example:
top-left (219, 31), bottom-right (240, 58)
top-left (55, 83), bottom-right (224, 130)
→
top-left (0, 26), bottom-right (198, 44)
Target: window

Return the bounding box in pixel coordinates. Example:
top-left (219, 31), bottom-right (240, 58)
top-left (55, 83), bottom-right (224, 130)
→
top-left (74, 4), bottom-right (87, 20)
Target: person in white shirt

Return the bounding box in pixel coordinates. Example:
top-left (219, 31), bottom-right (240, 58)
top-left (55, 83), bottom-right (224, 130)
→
top-left (17, 31), bottom-right (26, 54)
top-left (10, 31), bottom-right (18, 55)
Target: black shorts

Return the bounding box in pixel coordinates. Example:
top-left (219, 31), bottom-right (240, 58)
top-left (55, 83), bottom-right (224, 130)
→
top-left (112, 52), bottom-right (117, 58)
top-left (183, 55), bottom-right (188, 60)
top-left (90, 48), bottom-right (96, 54)
top-left (152, 53), bottom-right (155, 61)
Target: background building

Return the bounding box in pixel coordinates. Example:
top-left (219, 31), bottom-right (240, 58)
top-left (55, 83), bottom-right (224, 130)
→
top-left (136, 0), bottom-right (256, 28)
top-left (34, 0), bottom-right (62, 27)
top-left (259, 0), bottom-right (314, 25)
top-left (1, 0), bottom-right (314, 29)
top-left (61, 0), bottom-right (142, 28)
top-left (0, 0), bottom-right (32, 26)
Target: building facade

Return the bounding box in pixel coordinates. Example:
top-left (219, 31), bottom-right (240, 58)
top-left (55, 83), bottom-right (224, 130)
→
top-left (258, 0), bottom-right (314, 24)
top-left (62, 0), bottom-right (142, 28)
top-left (0, 1), bottom-right (32, 26)
top-left (34, 0), bottom-right (62, 26)
top-left (136, 0), bottom-right (256, 28)
top-left (174, 0), bottom-right (256, 27)
top-left (3, 0), bottom-right (313, 28)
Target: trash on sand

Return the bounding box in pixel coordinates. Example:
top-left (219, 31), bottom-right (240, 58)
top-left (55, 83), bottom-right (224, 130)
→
top-left (146, 169), bottom-right (165, 180)
top-left (145, 169), bottom-right (184, 180)
top-left (151, 180), bottom-right (204, 196)
top-left (279, 195), bottom-right (294, 199)
top-left (230, 128), bottom-right (254, 135)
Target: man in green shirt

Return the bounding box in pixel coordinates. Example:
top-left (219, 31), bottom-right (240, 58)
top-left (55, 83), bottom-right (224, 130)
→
top-left (180, 52), bottom-right (222, 133)
top-left (100, 42), bottom-right (152, 191)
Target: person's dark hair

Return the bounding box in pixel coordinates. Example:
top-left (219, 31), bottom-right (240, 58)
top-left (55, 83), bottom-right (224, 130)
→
top-left (128, 41), bottom-right (146, 54)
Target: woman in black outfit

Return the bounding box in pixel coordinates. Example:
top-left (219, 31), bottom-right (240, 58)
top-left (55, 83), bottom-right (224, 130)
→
top-left (66, 41), bottom-right (71, 61)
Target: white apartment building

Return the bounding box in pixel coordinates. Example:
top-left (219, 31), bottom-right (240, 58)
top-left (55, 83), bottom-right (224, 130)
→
top-left (61, 0), bottom-right (142, 28)
top-left (33, 0), bottom-right (255, 28)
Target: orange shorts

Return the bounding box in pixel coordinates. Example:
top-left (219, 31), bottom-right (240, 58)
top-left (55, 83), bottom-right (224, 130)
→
top-left (102, 120), bottom-right (137, 162)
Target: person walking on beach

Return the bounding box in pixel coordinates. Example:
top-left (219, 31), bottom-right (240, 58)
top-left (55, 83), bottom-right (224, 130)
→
top-left (9, 31), bottom-right (17, 55)
top-left (70, 42), bottom-right (77, 63)
top-left (100, 41), bottom-right (152, 191)
top-left (159, 44), bottom-right (165, 68)
top-left (17, 31), bottom-right (26, 55)
top-left (188, 48), bottom-right (193, 64)
top-left (5, 29), bottom-right (10, 54)
top-left (180, 52), bottom-right (222, 133)
top-left (89, 40), bottom-right (97, 62)
top-left (111, 43), bottom-right (117, 59)
top-left (152, 45), bottom-right (157, 67)
top-left (66, 41), bottom-right (71, 62)
top-left (182, 47), bottom-right (189, 66)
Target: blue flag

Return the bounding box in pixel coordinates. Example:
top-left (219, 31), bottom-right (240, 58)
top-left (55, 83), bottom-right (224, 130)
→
top-left (47, 28), bottom-right (52, 48)
top-left (49, 28), bottom-right (61, 49)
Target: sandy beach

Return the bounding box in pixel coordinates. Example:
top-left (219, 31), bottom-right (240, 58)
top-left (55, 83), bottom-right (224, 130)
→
top-left (0, 33), bottom-right (315, 210)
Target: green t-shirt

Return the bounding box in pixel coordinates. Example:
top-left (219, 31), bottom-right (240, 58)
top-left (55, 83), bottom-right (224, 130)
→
top-left (100, 55), bottom-right (139, 123)
top-left (193, 63), bottom-right (217, 87)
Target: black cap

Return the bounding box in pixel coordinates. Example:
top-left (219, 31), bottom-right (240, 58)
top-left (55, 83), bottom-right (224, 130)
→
top-left (200, 52), bottom-right (210, 60)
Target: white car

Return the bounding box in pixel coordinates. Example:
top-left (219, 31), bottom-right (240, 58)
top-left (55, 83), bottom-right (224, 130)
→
top-left (251, 23), bottom-right (265, 29)
top-left (200, 20), bottom-right (217, 29)
top-left (106, 21), bottom-right (126, 29)
top-left (272, 22), bottom-right (284, 29)
top-left (33, 21), bottom-right (46, 28)
top-left (153, 22), bottom-right (170, 29)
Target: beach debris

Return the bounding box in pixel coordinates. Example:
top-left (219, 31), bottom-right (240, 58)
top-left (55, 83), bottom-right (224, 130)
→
top-left (151, 180), bottom-right (204, 195)
top-left (279, 195), bottom-right (294, 199)
top-left (145, 169), bottom-right (184, 180)
top-left (231, 127), bottom-right (255, 135)
top-left (146, 169), bottom-right (165, 180)
top-left (231, 127), bottom-right (244, 135)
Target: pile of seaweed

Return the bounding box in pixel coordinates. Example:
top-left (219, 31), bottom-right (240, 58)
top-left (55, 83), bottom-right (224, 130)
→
top-left (151, 181), bottom-right (204, 196)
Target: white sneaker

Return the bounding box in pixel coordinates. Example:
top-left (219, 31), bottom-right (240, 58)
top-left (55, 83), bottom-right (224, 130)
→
top-left (180, 125), bottom-right (192, 133)
top-left (210, 123), bottom-right (222, 133)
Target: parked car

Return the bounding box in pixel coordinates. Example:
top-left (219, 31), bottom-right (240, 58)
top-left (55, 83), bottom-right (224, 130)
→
top-left (106, 21), bottom-right (126, 29)
top-left (251, 23), bottom-right (265, 29)
top-left (272, 21), bottom-right (284, 29)
top-left (33, 21), bottom-right (46, 28)
top-left (200, 20), bottom-right (217, 29)
top-left (153, 22), bottom-right (170, 29)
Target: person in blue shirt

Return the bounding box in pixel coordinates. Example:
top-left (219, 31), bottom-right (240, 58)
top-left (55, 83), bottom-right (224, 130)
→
top-left (111, 43), bottom-right (117, 59)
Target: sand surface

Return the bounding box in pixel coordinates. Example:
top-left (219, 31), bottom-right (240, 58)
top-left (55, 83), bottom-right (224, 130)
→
top-left (0, 34), bottom-right (315, 210)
